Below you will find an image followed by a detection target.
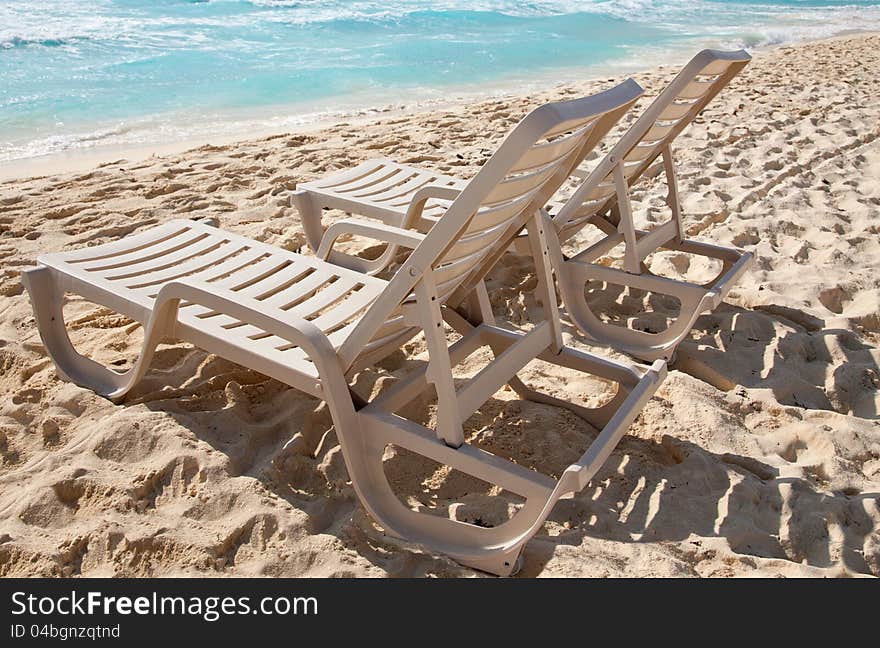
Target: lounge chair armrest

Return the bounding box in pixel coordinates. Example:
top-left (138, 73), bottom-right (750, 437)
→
top-left (562, 359), bottom-right (667, 493)
top-left (412, 185), bottom-right (462, 201)
top-left (403, 184), bottom-right (462, 227)
top-left (316, 218), bottom-right (426, 261)
top-left (155, 278), bottom-right (337, 362)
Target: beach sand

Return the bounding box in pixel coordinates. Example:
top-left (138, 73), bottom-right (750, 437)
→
top-left (0, 34), bottom-right (878, 577)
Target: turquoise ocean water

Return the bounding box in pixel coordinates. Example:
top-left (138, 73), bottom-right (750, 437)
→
top-left (2, 0), bottom-right (879, 163)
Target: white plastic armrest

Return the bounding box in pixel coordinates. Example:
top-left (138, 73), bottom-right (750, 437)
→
top-left (317, 218), bottom-right (426, 261)
top-left (157, 278), bottom-right (335, 354)
top-left (403, 184), bottom-right (462, 227)
top-left (413, 185), bottom-right (462, 201)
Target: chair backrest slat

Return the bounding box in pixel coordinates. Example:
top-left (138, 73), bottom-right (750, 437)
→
top-left (677, 78), bottom-right (718, 100)
top-left (656, 100), bottom-right (701, 122)
top-left (484, 160), bottom-right (568, 205)
top-left (643, 122), bottom-right (676, 143)
top-left (508, 120), bottom-right (597, 172)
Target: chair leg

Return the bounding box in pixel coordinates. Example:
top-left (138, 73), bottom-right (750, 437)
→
top-left (461, 280), bottom-right (496, 326)
top-left (335, 409), bottom-right (558, 576)
top-left (555, 262), bottom-right (711, 362)
top-left (21, 266), bottom-right (178, 402)
top-left (549, 220), bottom-right (754, 361)
top-left (324, 347), bottom-right (664, 576)
top-left (293, 319), bottom-right (573, 576)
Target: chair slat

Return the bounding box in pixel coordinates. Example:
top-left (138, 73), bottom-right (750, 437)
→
top-left (463, 189), bottom-right (538, 235)
top-left (125, 241), bottom-right (245, 289)
top-left (657, 101), bottom-right (698, 121)
top-left (263, 269), bottom-right (337, 310)
top-left (699, 59), bottom-right (733, 76)
top-left (82, 228), bottom-right (208, 272)
top-left (643, 121), bottom-right (678, 143)
top-left (288, 276), bottom-right (361, 320)
top-left (365, 174), bottom-right (439, 204)
top-left (348, 168), bottom-right (421, 199)
top-left (308, 285), bottom-right (375, 331)
top-left (102, 235), bottom-right (226, 281)
top-left (172, 247), bottom-right (269, 308)
top-left (544, 114), bottom-right (599, 139)
top-left (624, 142), bottom-right (657, 163)
top-left (677, 79), bottom-right (716, 100)
top-left (60, 223), bottom-right (190, 264)
top-left (484, 162), bottom-right (560, 205)
top-left (509, 121), bottom-right (594, 173)
top-left (440, 224), bottom-right (509, 265)
top-left (328, 165), bottom-right (401, 195)
top-left (310, 159), bottom-right (387, 190)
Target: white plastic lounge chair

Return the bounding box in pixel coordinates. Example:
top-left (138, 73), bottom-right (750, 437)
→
top-left (22, 80), bottom-right (666, 576)
top-left (537, 49), bottom-right (754, 361)
top-left (294, 50), bottom-right (753, 362)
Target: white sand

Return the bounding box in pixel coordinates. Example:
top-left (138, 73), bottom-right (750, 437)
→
top-left (0, 34), bottom-right (878, 577)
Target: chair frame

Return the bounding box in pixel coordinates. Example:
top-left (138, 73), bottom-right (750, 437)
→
top-left (22, 81), bottom-right (667, 575)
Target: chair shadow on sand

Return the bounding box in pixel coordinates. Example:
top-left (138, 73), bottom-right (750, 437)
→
top-left (127, 281), bottom-right (878, 577)
top-left (556, 270), bottom-right (880, 420)
top-left (491, 273), bottom-right (878, 575)
top-left (521, 435), bottom-right (879, 576)
top-left (129, 314), bottom-right (880, 577)
top-left (676, 303), bottom-right (880, 420)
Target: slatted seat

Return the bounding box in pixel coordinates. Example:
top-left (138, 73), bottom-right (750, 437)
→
top-left (35, 219), bottom-right (411, 390)
top-left (24, 80), bottom-right (668, 576)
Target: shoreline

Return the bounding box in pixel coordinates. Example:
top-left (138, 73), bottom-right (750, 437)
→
top-left (2, 29), bottom-right (878, 184)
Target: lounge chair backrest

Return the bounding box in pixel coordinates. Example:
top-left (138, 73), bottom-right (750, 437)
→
top-left (338, 80), bottom-right (644, 368)
top-left (553, 50), bottom-right (751, 250)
